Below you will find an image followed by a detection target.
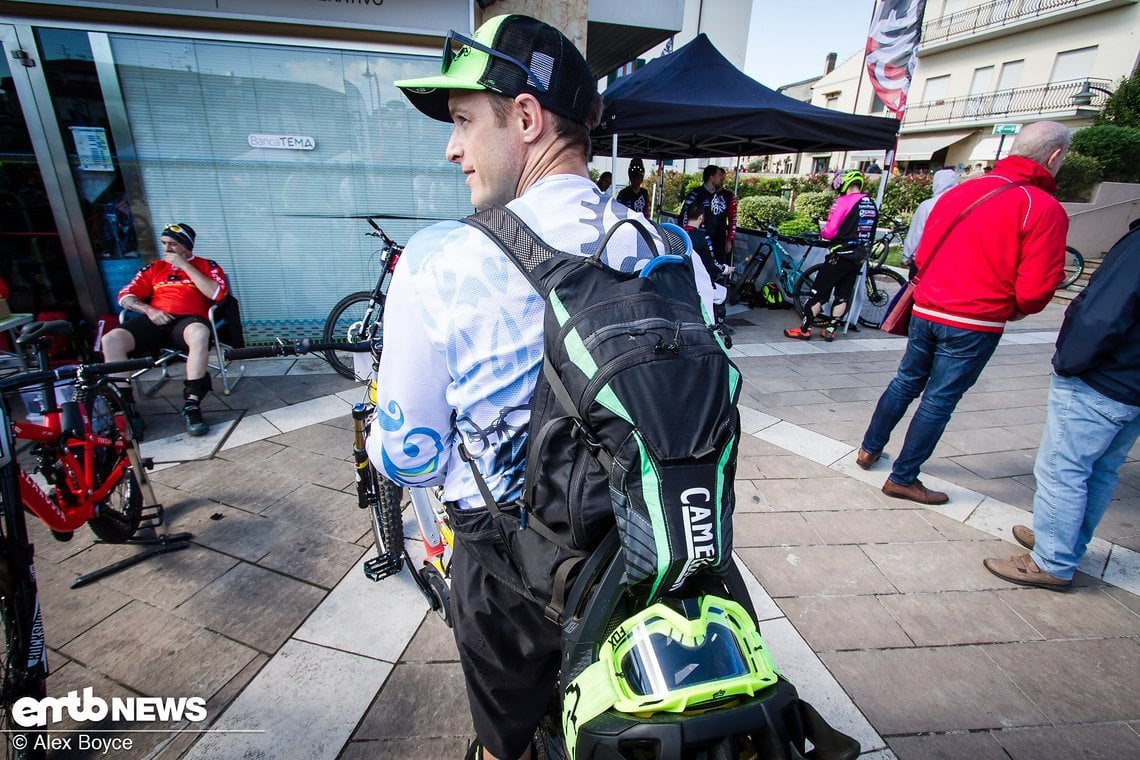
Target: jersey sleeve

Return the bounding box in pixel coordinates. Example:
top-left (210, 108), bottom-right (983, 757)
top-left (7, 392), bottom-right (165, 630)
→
top-left (203, 260), bottom-right (229, 302)
top-left (118, 263), bottom-right (155, 306)
top-left (726, 192), bottom-right (737, 245)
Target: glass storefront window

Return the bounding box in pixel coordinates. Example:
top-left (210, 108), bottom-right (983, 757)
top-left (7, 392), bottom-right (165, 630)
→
top-left (109, 34), bottom-right (469, 341)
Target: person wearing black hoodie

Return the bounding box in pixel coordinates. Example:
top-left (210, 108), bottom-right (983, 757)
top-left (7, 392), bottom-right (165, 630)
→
top-left (985, 218), bottom-right (1140, 591)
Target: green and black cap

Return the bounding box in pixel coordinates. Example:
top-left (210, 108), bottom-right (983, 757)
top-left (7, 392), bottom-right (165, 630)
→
top-left (395, 14), bottom-right (597, 125)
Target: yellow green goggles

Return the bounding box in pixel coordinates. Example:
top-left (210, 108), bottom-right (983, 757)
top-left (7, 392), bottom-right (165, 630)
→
top-left (562, 595), bottom-right (780, 753)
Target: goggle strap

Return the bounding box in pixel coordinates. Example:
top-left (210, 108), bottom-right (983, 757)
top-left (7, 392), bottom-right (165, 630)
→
top-left (562, 661), bottom-right (618, 758)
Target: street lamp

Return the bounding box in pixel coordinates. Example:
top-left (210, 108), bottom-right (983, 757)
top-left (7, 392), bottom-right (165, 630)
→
top-left (1071, 81), bottom-right (1113, 107)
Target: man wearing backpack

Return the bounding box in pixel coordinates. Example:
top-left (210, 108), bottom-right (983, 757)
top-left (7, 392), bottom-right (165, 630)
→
top-left (368, 16), bottom-right (691, 760)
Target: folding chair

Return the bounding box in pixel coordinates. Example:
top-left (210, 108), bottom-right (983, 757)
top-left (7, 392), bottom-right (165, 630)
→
top-left (124, 295), bottom-right (246, 398)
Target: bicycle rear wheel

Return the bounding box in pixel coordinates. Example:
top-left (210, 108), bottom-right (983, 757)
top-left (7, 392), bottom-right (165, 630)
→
top-left (84, 385), bottom-right (143, 543)
top-left (858, 267), bottom-right (908, 328)
top-left (1058, 246), bottom-right (1084, 289)
top-left (727, 251), bottom-right (765, 306)
top-left (0, 543), bottom-right (48, 759)
top-left (323, 291), bottom-right (382, 380)
top-left (791, 263), bottom-right (824, 319)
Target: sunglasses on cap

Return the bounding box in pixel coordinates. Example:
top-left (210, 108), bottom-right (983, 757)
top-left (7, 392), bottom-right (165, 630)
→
top-left (163, 224), bottom-right (187, 235)
top-left (442, 30), bottom-right (549, 93)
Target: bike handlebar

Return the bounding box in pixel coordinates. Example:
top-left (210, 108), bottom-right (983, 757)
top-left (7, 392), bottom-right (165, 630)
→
top-left (0, 358), bottom-right (156, 393)
top-left (226, 339), bottom-right (371, 361)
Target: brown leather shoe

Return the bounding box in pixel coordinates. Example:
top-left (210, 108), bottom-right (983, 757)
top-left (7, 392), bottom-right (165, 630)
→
top-left (856, 448), bottom-right (880, 470)
top-left (983, 552), bottom-right (1070, 591)
top-left (882, 478), bottom-right (949, 505)
top-left (1012, 524), bottom-right (1035, 550)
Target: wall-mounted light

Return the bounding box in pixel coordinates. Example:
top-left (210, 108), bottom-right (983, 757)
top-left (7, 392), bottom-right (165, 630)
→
top-left (1072, 81), bottom-right (1113, 107)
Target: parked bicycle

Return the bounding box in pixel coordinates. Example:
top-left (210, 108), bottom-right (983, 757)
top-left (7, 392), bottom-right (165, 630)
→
top-left (1058, 245), bottom-right (1085, 290)
top-left (225, 338), bottom-right (454, 626)
top-left (869, 218), bottom-right (909, 266)
top-left (727, 227), bottom-right (824, 314)
top-left (322, 219), bottom-right (404, 380)
top-left (1, 326), bottom-right (158, 759)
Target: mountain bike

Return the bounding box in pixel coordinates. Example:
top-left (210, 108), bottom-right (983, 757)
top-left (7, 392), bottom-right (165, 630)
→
top-left (727, 227), bottom-right (825, 316)
top-left (1, 332), bottom-right (158, 759)
top-left (1058, 245), bottom-right (1085, 290)
top-left (793, 259), bottom-right (909, 330)
top-left (322, 219), bottom-right (404, 380)
top-left (869, 218), bottom-right (908, 266)
top-left (226, 338), bottom-right (454, 626)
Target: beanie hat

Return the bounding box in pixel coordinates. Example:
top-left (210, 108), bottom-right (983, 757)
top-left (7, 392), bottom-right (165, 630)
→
top-left (395, 15), bottom-right (598, 126)
top-left (629, 158), bottom-right (645, 177)
top-left (161, 223), bottom-right (196, 250)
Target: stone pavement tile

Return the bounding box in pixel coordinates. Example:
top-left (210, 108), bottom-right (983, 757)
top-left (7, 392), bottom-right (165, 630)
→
top-left (214, 438), bottom-right (286, 463)
top-left (746, 376), bottom-right (809, 394)
top-left (749, 389), bottom-right (832, 408)
top-left (750, 403), bottom-right (822, 425)
top-left (887, 731), bottom-right (1009, 760)
top-left (294, 553), bottom-right (427, 662)
top-left (993, 723), bottom-right (1140, 759)
top-left (139, 416), bottom-right (239, 464)
top-left (863, 539), bottom-right (1018, 593)
top-left (733, 480), bottom-right (772, 513)
top-left (754, 477), bottom-right (888, 512)
top-left (262, 482), bottom-right (370, 543)
top-left (777, 595), bottom-right (912, 651)
top-left (983, 638), bottom-right (1140, 723)
top-left (950, 406), bottom-right (1046, 429)
top-left (323, 411), bottom-right (356, 430)
top-left (802, 509), bottom-right (945, 545)
top-left (738, 545), bottom-right (896, 597)
top-left (994, 587), bottom-right (1140, 639)
top-left (821, 646), bottom-right (1048, 734)
top-left (734, 555), bottom-right (784, 622)
top-left (973, 372), bottom-right (1052, 393)
top-left (61, 600), bottom-right (258, 699)
top-left (940, 426), bottom-right (1041, 456)
top-left (823, 385), bottom-right (887, 403)
top-left (800, 419), bottom-right (869, 450)
top-left (952, 448), bottom-right (1038, 479)
top-left (757, 420), bottom-right (855, 465)
top-left (259, 445), bottom-right (355, 491)
top-left (952, 474), bottom-right (1036, 511)
top-left (341, 738), bottom-right (467, 760)
top-left (34, 558), bottom-right (132, 647)
top-left (879, 590), bottom-right (1043, 646)
top-left (751, 454), bottom-right (838, 480)
top-left (183, 640), bottom-right (390, 760)
top-left (793, 400), bottom-right (878, 425)
top-left (173, 457), bottom-right (310, 515)
top-left (255, 521), bottom-right (366, 589)
top-left (219, 413), bottom-right (281, 451)
top-left (914, 510), bottom-right (992, 540)
top-left (24, 517), bottom-right (99, 565)
top-left (400, 610), bottom-right (459, 662)
top-left (759, 618), bottom-right (885, 753)
top-left (174, 562), bottom-right (326, 654)
top-left (59, 541), bottom-right (238, 611)
top-left (955, 388), bottom-right (1049, 414)
top-left (1103, 584), bottom-right (1140, 615)
top-left (150, 457), bottom-right (224, 491)
top-left (734, 456), bottom-right (765, 480)
top-left (734, 512), bottom-right (821, 547)
top-left (786, 373), bottom-right (871, 391)
top-left (1104, 544), bottom-right (1140, 596)
top-left (737, 432), bottom-right (786, 456)
top-left (738, 406), bottom-right (780, 436)
top-left (353, 661), bottom-right (473, 743)
top-left (171, 501), bottom-right (290, 561)
top-left (261, 393), bottom-right (353, 434)
top-left (267, 421), bottom-right (354, 460)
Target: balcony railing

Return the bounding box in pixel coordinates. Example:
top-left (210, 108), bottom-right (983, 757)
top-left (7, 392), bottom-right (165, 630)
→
top-left (922, 0), bottom-right (1093, 44)
top-left (904, 78), bottom-right (1112, 126)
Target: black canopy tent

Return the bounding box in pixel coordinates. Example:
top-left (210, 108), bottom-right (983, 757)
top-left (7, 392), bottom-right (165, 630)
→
top-left (591, 34), bottom-right (899, 160)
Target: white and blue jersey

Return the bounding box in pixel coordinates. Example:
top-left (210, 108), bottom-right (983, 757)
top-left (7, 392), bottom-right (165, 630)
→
top-left (366, 174), bottom-right (669, 510)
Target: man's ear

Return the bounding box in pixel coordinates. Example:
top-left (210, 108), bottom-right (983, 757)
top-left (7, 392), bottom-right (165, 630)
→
top-left (514, 93), bottom-right (546, 143)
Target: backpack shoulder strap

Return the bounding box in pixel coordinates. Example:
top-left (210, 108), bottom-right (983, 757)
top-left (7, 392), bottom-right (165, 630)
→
top-left (462, 205), bottom-right (562, 292)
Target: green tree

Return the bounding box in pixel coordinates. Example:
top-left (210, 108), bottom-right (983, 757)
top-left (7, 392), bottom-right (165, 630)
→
top-left (1054, 152), bottom-right (1103, 202)
top-left (1095, 72), bottom-right (1140, 129)
top-left (1070, 125), bottom-right (1140, 183)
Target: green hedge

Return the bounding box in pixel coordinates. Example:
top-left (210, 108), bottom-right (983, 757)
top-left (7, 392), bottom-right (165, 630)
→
top-left (738, 196), bottom-right (793, 230)
top-left (1054, 152), bottom-right (1103, 202)
top-left (1070, 125), bottom-right (1140, 183)
top-left (776, 215), bottom-right (819, 237)
top-left (793, 191), bottom-right (837, 219)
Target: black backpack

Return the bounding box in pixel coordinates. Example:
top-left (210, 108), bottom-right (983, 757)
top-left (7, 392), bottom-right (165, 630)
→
top-left (459, 206), bottom-right (742, 620)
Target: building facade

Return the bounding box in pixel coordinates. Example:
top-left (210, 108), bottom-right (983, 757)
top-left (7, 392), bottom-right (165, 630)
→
top-left (0, 0), bottom-right (678, 338)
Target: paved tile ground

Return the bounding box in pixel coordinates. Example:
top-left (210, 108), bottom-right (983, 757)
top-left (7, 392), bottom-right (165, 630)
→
top-left (19, 301), bottom-right (1140, 760)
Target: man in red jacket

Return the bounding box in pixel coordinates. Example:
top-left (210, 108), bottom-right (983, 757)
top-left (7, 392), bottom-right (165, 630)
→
top-left (856, 121), bottom-right (1070, 504)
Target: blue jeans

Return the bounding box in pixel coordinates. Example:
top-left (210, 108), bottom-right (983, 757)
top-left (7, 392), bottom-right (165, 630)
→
top-left (1031, 374), bottom-right (1140, 580)
top-left (861, 317), bottom-right (1001, 485)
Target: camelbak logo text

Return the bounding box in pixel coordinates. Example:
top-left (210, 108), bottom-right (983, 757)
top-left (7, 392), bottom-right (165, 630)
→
top-left (672, 487), bottom-right (718, 589)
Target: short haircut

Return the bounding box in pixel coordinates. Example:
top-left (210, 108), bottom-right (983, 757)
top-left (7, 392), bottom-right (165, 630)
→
top-left (703, 164), bottom-right (721, 182)
top-left (1010, 121), bottom-right (1072, 167)
top-left (487, 91), bottom-right (602, 158)
top-left (684, 201), bottom-right (704, 222)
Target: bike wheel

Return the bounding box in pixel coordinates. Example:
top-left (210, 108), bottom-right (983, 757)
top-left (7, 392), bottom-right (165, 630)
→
top-left (727, 251), bottom-right (765, 306)
top-left (858, 266), bottom-right (908, 328)
top-left (792, 263), bottom-right (824, 318)
top-left (869, 237), bottom-right (889, 266)
top-left (0, 552), bottom-right (48, 759)
top-left (84, 385), bottom-right (143, 543)
top-left (322, 291), bottom-right (382, 380)
top-left (370, 471), bottom-right (405, 569)
top-left (1058, 246), bottom-right (1084, 289)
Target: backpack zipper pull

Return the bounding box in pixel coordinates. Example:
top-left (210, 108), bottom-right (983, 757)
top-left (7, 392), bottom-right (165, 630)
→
top-left (520, 507), bottom-right (529, 530)
top-left (665, 321), bottom-right (682, 352)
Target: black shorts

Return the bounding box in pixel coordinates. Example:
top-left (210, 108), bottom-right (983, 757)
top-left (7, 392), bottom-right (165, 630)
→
top-left (449, 509), bottom-right (562, 760)
top-left (120, 314), bottom-right (209, 355)
top-left (809, 256), bottom-right (863, 305)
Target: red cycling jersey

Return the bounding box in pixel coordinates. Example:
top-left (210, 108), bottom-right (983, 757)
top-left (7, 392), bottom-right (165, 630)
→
top-left (118, 256), bottom-right (228, 320)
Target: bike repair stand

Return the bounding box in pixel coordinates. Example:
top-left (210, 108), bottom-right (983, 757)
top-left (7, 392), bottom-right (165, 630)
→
top-left (70, 435), bottom-right (193, 589)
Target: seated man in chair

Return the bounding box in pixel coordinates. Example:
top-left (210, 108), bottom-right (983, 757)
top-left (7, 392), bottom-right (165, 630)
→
top-left (103, 223), bottom-right (228, 436)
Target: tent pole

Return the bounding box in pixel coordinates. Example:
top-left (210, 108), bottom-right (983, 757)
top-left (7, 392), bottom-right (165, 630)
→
top-left (611, 134), bottom-right (618, 197)
top-left (733, 155), bottom-right (741, 194)
top-left (875, 148), bottom-right (894, 209)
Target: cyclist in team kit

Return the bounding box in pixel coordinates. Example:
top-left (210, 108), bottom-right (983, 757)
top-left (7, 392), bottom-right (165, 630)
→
top-left (615, 157), bottom-right (650, 218)
top-left (366, 15), bottom-right (702, 760)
